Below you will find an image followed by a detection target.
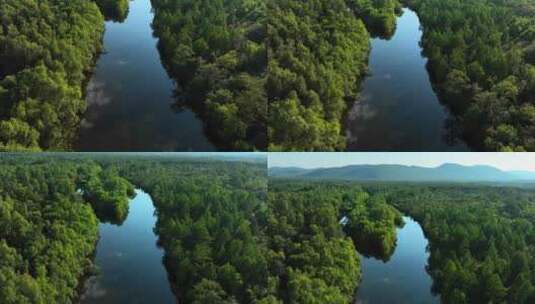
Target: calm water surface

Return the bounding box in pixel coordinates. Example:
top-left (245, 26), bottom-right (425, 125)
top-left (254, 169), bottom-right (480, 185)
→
top-left (346, 8), bottom-right (468, 151)
top-left (76, 0), bottom-right (215, 151)
top-left (80, 190), bottom-right (175, 304)
top-left (356, 216), bottom-right (438, 304)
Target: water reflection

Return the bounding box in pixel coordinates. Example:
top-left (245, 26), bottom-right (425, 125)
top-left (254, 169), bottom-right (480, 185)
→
top-left (80, 190), bottom-right (175, 304)
top-left (356, 216), bottom-right (438, 304)
top-left (346, 8), bottom-right (468, 151)
top-left (76, 0), bottom-right (215, 151)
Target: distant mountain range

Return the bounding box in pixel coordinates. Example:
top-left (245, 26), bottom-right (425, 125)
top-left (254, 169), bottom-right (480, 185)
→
top-left (269, 163), bottom-right (535, 182)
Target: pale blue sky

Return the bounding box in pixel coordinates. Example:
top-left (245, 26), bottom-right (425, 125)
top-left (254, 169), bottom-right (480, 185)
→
top-left (268, 153), bottom-right (535, 171)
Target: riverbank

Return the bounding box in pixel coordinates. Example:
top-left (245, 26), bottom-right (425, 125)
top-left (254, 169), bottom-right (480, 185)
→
top-left (79, 189), bottom-right (175, 303)
top-left (76, 0), bottom-right (215, 152)
top-left (345, 8), bottom-right (468, 151)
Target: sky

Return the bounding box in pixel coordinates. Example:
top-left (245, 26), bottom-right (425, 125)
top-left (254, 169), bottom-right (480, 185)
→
top-left (268, 153), bottom-right (535, 172)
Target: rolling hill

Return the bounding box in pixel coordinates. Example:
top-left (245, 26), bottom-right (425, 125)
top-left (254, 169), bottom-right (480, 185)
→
top-left (269, 163), bottom-right (535, 182)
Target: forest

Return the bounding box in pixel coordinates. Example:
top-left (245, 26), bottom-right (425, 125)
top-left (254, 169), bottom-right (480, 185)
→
top-left (107, 162), bottom-right (401, 303)
top-left (151, 0), bottom-right (267, 150)
top-left (380, 184), bottom-right (535, 303)
top-left (0, 0), bottom-right (128, 152)
top-left (268, 0), bottom-right (400, 151)
top-left (2, 154), bottom-right (535, 303)
top-left (402, 0), bottom-right (535, 151)
top-left (94, 0), bottom-right (129, 22)
top-left (0, 156), bottom-right (134, 303)
top-left (0, 154), bottom-right (268, 303)
top-left (0, 154), bottom-right (405, 303)
top-left (267, 0), bottom-right (535, 151)
top-left (304, 180), bottom-right (535, 304)
top-left (2, 0), bottom-right (535, 151)
top-left (266, 182), bottom-right (402, 302)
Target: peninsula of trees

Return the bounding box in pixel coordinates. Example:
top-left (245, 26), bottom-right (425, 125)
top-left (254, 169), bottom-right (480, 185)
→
top-left (268, 0), bottom-right (400, 151)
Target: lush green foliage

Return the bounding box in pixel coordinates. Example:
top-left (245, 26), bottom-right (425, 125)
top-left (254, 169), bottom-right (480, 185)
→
top-left (403, 0), bottom-right (535, 151)
top-left (266, 181), bottom-right (403, 302)
top-left (105, 157), bottom-right (400, 303)
top-left (116, 158), bottom-right (271, 302)
top-left (268, 0), bottom-right (400, 151)
top-left (347, 0), bottom-right (402, 39)
top-left (272, 180), bottom-right (535, 303)
top-left (78, 165), bottom-right (135, 225)
top-left (370, 183), bottom-right (535, 303)
top-left (340, 189), bottom-right (403, 261)
top-left (0, 0), bottom-right (105, 151)
top-left (151, 0), bottom-right (267, 150)
top-left (0, 157), bottom-right (133, 303)
top-left (267, 184), bottom-right (360, 303)
top-left (0, 0), bottom-right (130, 151)
top-left (5, 155), bottom-right (535, 303)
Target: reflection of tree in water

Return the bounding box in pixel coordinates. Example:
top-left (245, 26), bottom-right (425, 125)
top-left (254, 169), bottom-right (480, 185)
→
top-left (340, 193), bottom-right (405, 262)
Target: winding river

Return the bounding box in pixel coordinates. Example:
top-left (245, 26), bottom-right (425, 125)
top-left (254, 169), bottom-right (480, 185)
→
top-left (346, 8), bottom-right (469, 151)
top-left (356, 216), bottom-right (438, 304)
top-left (80, 189), bottom-right (175, 304)
top-left (76, 0), bottom-right (215, 151)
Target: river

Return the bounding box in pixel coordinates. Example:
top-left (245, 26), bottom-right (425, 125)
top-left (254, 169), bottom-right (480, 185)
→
top-left (80, 189), bottom-right (175, 303)
top-left (346, 8), bottom-right (469, 151)
top-left (76, 0), bottom-right (215, 151)
top-left (356, 216), bottom-right (438, 304)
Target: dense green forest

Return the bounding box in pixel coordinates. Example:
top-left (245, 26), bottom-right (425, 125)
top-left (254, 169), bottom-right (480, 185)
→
top-left (3, 0), bottom-right (535, 151)
top-left (283, 180), bottom-right (535, 303)
top-left (0, 157), bottom-right (133, 303)
top-left (0, 154), bottom-right (268, 303)
top-left (95, 0), bottom-right (129, 22)
top-left (1, 154), bottom-right (407, 303)
top-left (78, 165), bottom-right (135, 225)
top-left (268, 0), bottom-right (535, 151)
top-left (0, 0), bottom-right (127, 152)
top-left (266, 182), bottom-right (402, 302)
top-left (268, 0), bottom-right (400, 151)
top-left (403, 0), bottom-right (535, 151)
top-left (151, 0), bottom-right (267, 150)
top-left (115, 157), bottom-right (270, 303)
top-left (121, 169), bottom-right (400, 303)
top-left (379, 184), bottom-right (535, 303)
top-left (2, 154), bottom-right (535, 303)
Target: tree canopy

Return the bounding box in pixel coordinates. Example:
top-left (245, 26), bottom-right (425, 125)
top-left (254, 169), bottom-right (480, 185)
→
top-left (151, 0), bottom-right (267, 150)
top-left (0, 156), bottom-right (133, 303)
top-left (0, 0), bottom-right (129, 151)
top-left (267, 0), bottom-right (400, 151)
top-left (403, 0), bottom-right (535, 151)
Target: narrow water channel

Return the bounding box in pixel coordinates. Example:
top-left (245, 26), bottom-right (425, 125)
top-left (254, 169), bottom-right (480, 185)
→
top-left (356, 216), bottom-right (438, 304)
top-left (346, 8), bottom-right (469, 151)
top-left (80, 189), bottom-right (175, 303)
top-left (76, 0), bottom-right (215, 151)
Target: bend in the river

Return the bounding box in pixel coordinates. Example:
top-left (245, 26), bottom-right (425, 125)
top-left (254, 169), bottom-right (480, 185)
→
top-left (346, 8), bottom-right (469, 152)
